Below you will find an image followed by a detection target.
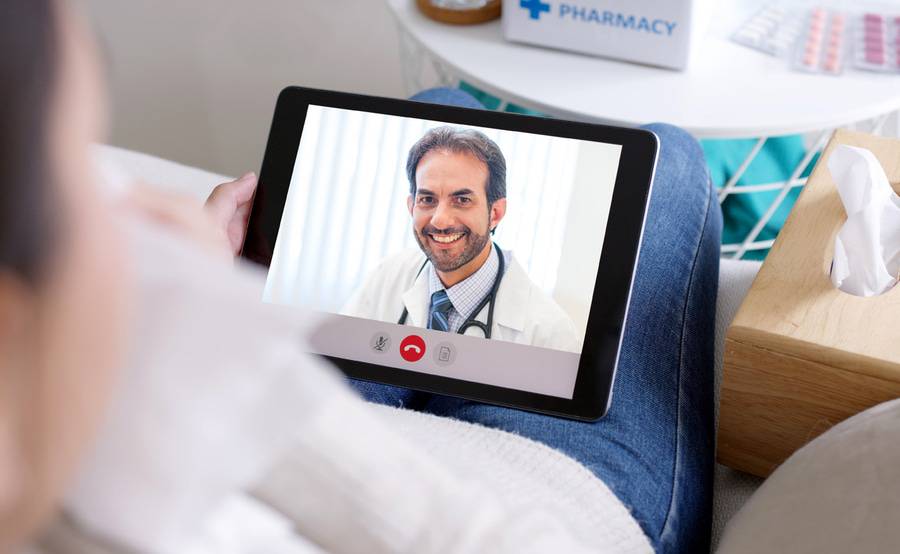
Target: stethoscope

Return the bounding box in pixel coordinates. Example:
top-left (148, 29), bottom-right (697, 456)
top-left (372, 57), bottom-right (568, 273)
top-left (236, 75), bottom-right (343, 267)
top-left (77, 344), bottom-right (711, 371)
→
top-left (397, 242), bottom-right (506, 339)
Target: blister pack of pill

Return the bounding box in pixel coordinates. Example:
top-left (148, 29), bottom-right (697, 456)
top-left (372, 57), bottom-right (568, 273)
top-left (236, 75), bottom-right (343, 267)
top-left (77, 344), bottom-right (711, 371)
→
top-left (852, 13), bottom-right (900, 73)
top-left (793, 8), bottom-right (846, 75)
top-left (732, 5), bottom-right (805, 57)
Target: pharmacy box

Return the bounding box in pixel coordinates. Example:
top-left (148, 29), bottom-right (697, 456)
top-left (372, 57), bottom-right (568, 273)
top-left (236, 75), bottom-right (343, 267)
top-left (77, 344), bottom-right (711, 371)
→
top-left (501, 0), bottom-right (714, 70)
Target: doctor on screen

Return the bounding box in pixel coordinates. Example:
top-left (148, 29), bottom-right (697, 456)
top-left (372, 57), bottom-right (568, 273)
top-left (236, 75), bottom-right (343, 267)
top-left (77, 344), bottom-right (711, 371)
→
top-left (342, 126), bottom-right (580, 354)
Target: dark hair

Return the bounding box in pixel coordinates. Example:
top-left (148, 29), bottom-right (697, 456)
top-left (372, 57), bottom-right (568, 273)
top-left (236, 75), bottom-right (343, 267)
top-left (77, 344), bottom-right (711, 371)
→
top-left (0, 0), bottom-right (58, 284)
top-left (406, 126), bottom-right (507, 204)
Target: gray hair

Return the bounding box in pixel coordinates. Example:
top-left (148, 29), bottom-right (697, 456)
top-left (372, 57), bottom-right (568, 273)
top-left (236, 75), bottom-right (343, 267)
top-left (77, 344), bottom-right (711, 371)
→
top-left (406, 126), bottom-right (507, 204)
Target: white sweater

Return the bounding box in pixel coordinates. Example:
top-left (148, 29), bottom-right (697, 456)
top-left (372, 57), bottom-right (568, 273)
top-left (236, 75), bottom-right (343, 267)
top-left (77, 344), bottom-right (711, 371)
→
top-left (31, 222), bottom-right (651, 554)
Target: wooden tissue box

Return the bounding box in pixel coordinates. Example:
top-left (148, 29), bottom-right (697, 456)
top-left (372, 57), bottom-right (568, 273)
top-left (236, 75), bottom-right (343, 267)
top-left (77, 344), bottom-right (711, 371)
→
top-left (717, 129), bottom-right (900, 478)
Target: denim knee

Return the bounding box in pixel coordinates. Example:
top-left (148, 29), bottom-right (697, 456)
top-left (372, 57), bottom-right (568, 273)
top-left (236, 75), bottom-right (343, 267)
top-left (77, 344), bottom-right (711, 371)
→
top-left (641, 123), bottom-right (712, 199)
top-left (642, 123), bottom-right (706, 168)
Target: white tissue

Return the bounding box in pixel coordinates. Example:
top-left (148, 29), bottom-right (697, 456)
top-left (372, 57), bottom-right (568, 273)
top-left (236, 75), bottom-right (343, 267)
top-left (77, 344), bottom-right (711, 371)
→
top-left (828, 144), bottom-right (900, 297)
top-left (62, 217), bottom-right (341, 553)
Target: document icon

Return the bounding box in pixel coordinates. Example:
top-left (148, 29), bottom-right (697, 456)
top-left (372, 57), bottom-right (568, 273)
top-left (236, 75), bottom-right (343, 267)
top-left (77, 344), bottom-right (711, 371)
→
top-left (433, 342), bottom-right (456, 366)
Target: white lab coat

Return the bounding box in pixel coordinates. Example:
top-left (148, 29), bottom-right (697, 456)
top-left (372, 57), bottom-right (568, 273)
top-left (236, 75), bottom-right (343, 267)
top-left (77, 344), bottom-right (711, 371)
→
top-left (342, 247), bottom-right (582, 353)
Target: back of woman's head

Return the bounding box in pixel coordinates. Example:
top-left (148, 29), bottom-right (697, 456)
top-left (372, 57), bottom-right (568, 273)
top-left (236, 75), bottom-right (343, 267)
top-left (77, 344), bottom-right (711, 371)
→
top-left (0, 0), bottom-right (58, 283)
top-left (1, 1), bottom-right (152, 548)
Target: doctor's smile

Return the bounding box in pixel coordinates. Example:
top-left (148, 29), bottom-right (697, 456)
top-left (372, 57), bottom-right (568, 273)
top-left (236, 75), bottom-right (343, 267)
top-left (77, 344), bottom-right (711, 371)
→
top-left (426, 229), bottom-right (465, 244)
top-left (417, 221), bottom-right (487, 276)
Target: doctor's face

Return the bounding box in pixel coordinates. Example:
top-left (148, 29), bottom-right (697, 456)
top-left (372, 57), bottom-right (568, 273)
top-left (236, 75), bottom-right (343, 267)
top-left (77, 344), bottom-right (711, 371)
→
top-left (408, 149), bottom-right (506, 274)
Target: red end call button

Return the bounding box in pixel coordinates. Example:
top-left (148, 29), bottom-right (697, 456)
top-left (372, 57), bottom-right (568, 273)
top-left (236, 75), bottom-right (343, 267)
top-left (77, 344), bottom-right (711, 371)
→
top-left (399, 335), bottom-right (426, 362)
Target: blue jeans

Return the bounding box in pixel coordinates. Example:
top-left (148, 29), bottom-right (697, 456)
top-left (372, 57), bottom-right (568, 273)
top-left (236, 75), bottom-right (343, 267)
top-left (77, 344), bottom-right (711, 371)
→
top-left (353, 87), bottom-right (721, 553)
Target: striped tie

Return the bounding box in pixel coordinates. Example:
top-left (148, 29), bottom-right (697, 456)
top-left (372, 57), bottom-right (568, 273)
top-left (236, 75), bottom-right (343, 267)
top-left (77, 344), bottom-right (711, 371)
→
top-left (428, 290), bottom-right (453, 332)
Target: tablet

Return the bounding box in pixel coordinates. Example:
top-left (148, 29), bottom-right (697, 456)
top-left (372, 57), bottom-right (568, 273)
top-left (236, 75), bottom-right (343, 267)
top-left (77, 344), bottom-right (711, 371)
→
top-left (242, 87), bottom-right (657, 420)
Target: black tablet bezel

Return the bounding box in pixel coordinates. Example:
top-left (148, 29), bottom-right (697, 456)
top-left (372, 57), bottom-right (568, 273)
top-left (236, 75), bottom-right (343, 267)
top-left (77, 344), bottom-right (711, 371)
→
top-left (242, 86), bottom-right (657, 421)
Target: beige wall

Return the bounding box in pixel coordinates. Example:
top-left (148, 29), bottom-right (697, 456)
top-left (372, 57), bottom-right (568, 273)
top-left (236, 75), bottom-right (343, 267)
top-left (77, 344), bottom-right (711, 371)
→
top-left (82, 1), bottom-right (406, 177)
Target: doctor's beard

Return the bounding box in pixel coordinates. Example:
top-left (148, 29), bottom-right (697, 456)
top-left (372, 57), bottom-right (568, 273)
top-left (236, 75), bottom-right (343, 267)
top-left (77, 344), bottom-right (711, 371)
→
top-left (413, 222), bottom-right (491, 273)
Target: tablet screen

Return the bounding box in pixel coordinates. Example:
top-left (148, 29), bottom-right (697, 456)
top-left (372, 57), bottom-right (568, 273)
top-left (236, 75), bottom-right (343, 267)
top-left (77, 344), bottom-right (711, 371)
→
top-left (259, 104), bottom-right (623, 400)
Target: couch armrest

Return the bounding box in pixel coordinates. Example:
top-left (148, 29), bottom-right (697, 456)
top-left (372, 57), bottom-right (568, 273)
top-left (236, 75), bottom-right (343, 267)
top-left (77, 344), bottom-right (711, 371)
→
top-left (97, 144), bottom-right (231, 201)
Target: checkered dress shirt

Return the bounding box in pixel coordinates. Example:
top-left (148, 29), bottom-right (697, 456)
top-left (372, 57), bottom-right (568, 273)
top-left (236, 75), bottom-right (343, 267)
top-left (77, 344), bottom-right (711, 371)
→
top-left (427, 246), bottom-right (501, 334)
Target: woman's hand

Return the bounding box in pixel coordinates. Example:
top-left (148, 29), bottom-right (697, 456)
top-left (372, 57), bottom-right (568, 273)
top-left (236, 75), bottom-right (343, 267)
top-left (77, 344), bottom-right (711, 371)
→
top-left (204, 172), bottom-right (257, 257)
top-left (127, 172), bottom-right (257, 259)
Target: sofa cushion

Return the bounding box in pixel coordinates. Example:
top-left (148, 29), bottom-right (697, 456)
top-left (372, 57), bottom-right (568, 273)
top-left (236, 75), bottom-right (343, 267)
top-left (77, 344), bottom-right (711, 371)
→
top-left (710, 259), bottom-right (764, 551)
top-left (717, 397), bottom-right (900, 553)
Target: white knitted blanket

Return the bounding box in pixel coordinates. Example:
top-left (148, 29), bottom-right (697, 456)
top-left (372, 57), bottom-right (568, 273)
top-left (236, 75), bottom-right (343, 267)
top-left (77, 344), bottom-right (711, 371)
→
top-left (253, 398), bottom-right (652, 553)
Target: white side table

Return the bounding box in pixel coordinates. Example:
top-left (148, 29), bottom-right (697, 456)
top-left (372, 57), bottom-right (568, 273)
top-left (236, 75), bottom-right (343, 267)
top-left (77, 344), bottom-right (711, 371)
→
top-left (385, 0), bottom-right (900, 257)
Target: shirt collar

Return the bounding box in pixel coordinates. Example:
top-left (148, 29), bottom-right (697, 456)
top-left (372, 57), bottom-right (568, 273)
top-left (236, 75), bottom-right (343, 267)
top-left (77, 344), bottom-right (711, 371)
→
top-left (427, 245), bottom-right (500, 318)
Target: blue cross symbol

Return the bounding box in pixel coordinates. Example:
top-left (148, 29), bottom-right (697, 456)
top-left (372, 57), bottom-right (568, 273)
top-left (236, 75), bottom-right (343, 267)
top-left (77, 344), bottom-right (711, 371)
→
top-left (520, 0), bottom-right (551, 20)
